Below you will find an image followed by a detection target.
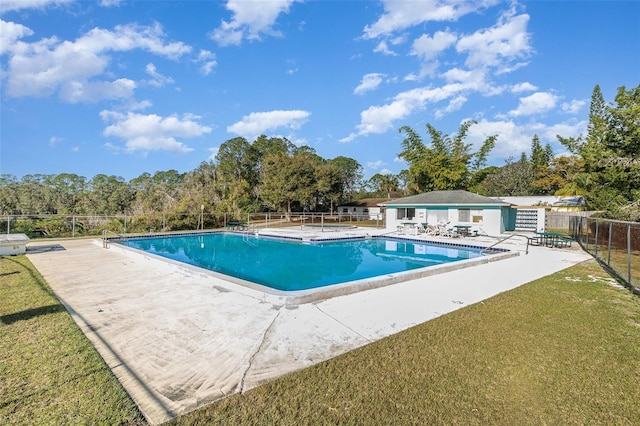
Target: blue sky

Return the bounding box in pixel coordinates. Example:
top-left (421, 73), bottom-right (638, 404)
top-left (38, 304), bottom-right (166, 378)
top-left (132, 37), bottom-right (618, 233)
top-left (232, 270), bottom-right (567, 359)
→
top-left (1, 0), bottom-right (639, 182)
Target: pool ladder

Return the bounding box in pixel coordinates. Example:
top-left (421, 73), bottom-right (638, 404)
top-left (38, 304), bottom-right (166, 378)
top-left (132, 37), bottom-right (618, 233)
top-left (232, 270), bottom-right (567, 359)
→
top-left (102, 229), bottom-right (125, 249)
top-left (241, 224), bottom-right (258, 246)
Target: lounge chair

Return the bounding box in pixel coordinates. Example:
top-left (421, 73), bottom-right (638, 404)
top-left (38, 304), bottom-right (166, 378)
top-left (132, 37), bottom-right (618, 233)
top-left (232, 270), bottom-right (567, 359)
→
top-left (421, 224), bottom-right (439, 236)
top-left (437, 224), bottom-right (459, 238)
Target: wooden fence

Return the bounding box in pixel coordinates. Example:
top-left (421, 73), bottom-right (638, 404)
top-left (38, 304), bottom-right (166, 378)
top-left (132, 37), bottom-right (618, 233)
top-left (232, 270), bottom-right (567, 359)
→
top-left (545, 210), bottom-right (600, 231)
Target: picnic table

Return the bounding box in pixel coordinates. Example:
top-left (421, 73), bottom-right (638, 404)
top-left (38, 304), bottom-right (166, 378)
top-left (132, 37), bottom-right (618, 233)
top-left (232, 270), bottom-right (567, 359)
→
top-left (530, 232), bottom-right (573, 248)
top-left (453, 225), bottom-right (471, 236)
top-left (398, 221), bottom-right (418, 235)
top-left (226, 221), bottom-right (247, 230)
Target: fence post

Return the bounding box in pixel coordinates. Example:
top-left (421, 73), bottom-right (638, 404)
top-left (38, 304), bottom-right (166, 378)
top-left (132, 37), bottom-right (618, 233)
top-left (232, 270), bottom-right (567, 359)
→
top-left (628, 223), bottom-right (632, 286)
top-left (607, 222), bottom-right (612, 266)
top-left (6, 215), bottom-right (9, 234)
top-left (72, 216), bottom-right (75, 238)
top-left (594, 219), bottom-right (599, 257)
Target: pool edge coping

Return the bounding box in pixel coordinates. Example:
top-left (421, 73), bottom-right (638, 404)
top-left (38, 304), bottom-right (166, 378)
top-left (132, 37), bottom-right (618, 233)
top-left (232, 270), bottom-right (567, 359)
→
top-left (104, 232), bottom-right (519, 306)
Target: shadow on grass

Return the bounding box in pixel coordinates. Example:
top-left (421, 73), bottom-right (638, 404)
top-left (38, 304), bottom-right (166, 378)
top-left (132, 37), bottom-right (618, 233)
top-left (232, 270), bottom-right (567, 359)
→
top-left (2, 256), bottom-right (58, 299)
top-left (0, 304), bottom-right (66, 325)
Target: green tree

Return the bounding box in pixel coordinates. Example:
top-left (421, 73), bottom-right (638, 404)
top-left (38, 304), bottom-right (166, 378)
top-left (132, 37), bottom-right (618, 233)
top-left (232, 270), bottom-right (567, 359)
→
top-left (534, 156), bottom-right (584, 196)
top-left (529, 135), bottom-right (555, 195)
top-left (367, 173), bottom-right (399, 198)
top-left (214, 137), bottom-right (263, 215)
top-left (327, 156), bottom-right (364, 201)
top-left (314, 161), bottom-right (344, 212)
top-left (130, 170), bottom-right (183, 216)
top-left (18, 174), bottom-right (56, 214)
top-left (481, 156), bottom-right (533, 196)
top-left (558, 83), bottom-right (640, 215)
top-left (259, 151), bottom-right (318, 216)
top-left (399, 120), bottom-right (497, 193)
top-left (87, 174), bottom-right (133, 214)
top-left (0, 175), bottom-right (20, 215)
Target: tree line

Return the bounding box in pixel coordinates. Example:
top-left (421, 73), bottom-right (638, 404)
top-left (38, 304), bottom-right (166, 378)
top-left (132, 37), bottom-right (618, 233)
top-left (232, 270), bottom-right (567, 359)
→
top-left (1, 136), bottom-right (364, 221)
top-left (2, 83), bottom-right (638, 228)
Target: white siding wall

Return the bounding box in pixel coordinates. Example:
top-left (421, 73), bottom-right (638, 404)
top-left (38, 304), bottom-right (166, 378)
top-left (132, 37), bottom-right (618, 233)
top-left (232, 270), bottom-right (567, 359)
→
top-left (385, 206), bottom-right (504, 235)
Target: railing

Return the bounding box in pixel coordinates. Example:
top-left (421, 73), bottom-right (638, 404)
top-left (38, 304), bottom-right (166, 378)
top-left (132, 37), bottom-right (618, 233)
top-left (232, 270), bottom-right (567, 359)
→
top-left (4, 211), bottom-right (385, 240)
top-left (569, 216), bottom-right (639, 294)
top-left (246, 212), bottom-right (385, 230)
top-left (480, 234), bottom-right (531, 255)
top-left (101, 229), bottom-right (125, 249)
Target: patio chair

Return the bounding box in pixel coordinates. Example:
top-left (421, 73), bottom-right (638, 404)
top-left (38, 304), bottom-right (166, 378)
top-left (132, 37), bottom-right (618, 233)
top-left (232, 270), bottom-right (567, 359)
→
top-left (440, 223), bottom-right (463, 238)
top-left (421, 224), bottom-right (439, 236)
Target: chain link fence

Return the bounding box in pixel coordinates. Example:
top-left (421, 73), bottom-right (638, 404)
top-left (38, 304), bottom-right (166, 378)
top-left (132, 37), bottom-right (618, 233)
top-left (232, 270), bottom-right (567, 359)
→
top-left (569, 216), bottom-right (640, 294)
top-left (4, 211), bottom-right (385, 239)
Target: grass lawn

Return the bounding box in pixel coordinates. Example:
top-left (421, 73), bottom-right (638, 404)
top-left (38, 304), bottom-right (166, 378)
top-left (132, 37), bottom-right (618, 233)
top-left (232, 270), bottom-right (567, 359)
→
top-left (0, 256), bottom-right (144, 425)
top-left (2, 254), bottom-right (640, 425)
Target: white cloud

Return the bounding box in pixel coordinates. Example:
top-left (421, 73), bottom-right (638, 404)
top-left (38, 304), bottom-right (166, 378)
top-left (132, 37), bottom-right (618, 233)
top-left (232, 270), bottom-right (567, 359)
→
top-left (510, 82), bottom-right (537, 93)
top-left (456, 10), bottom-right (532, 71)
top-left (407, 30), bottom-right (458, 79)
top-left (561, 99), bottom-right (587, 114)
top-left (49, 136), bottom-right (64, 147)
top-left (509, 91), bottom-right (558, 116)
top-left (100, 110), bottom-right (212, 153)
top-left (354, 73), bottom-right (386, 95)
top-left (195, 49), bottom-right (217, 75)
top-left (99, 0), bottom-right (122, 7)
top-left (0, 0), bottom-right (71, 14)
top-left (227, 110), bottom-right (311, 139)
top-left (0, 20), bottom-right (33, 55)
top-left (372, 40), bottom-right (398, 56)
top-left (4, 22), bottom-right (191, 102)
top-left (435, 95), bottom-right (467, 119)
top-left (59, 78), bottom-right (136, 103)
top-left (211, 0), bottom-right (299, 46)
top-left (410, 30), bottom-right (457, 62)
top-left (367, 160), bottom-right (385, 169)
top-left (441, 67), bottom-right (487, 91)
top-left (143, 63), bottom-right (174, 88)
top-left (363, 0), bottom-right (497, 39)
top-left (466, 117), bottom-right (587, 161)
top-left (285, 59), bottom-right (298, 75)
top-left (341, 84), bottom-right (466, 142)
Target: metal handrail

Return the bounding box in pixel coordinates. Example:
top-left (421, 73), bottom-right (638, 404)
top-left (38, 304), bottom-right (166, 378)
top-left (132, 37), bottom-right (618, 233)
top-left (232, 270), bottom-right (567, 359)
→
top-left (102, 229), bottom-right (125, 249)
top-left (480, 234), bottom-right (531, 255)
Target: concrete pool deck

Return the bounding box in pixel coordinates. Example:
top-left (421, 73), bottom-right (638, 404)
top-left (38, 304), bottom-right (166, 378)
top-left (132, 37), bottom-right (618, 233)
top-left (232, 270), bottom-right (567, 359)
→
top-left (26, 229), bottom-right (592, 424)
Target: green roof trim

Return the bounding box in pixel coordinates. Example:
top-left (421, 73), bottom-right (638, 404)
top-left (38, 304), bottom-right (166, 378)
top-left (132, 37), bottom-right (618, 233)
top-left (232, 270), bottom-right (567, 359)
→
top-left (381, 190), bottom-right (511, 207)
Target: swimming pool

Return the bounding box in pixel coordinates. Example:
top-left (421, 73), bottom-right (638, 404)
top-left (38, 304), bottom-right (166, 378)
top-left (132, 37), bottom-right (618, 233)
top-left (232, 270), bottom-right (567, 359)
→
top-left (119, 233), bottom-right (509, 296)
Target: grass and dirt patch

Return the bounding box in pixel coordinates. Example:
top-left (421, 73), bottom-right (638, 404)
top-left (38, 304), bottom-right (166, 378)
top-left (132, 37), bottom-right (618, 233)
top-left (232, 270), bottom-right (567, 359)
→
top-left (2, 254), bottom-right (639, 425)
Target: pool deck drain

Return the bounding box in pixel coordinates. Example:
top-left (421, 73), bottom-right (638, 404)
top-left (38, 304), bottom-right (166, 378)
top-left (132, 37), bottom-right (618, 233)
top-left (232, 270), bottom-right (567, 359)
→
top-left (26, 229), bottom-right (591, 424)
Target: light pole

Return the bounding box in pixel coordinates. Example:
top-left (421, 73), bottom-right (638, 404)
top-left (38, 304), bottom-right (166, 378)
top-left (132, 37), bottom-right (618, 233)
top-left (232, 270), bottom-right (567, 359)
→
top-left (200, 204), bottom-right (205, 231)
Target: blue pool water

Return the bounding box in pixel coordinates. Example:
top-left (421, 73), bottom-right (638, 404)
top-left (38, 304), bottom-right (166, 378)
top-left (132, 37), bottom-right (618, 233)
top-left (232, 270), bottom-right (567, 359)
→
top-left (120, 233), bottom-right (484, 291)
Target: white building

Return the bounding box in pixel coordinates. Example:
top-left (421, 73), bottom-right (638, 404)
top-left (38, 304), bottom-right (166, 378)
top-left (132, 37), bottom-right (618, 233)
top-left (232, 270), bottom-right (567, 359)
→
top-left (337, 198), bottom-right (392, 220)
top-left (382, 190), bottom-right (515, 236)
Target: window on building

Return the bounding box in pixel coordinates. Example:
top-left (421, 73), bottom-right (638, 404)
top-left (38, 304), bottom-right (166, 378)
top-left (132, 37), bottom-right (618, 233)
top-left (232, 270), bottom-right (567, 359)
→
top-left (471, 209), bottom-right (483, 223)
top-left (396, 208), bottom-right (415, 220)
top-left (458, 208), bottom-right (483, 223)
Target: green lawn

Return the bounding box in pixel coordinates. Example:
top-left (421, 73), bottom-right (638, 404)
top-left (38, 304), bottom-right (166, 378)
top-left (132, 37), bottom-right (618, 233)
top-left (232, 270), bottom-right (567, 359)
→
top-left (2, 255), bottom-right (639, 425)
top-left (0, 256), bottom-right (144, 425)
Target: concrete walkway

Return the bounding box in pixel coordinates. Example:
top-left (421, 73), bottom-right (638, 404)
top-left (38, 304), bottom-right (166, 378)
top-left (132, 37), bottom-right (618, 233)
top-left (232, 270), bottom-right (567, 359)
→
top-left (26, 231), bottom-right (591, 424)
